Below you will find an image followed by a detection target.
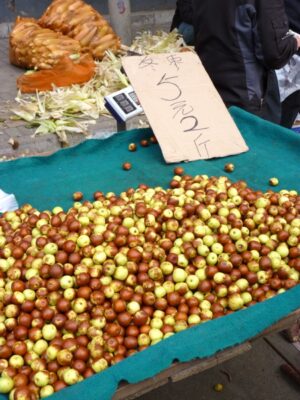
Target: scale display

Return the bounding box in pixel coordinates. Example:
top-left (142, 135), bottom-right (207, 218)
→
top-left (105, 86), bottom-right (143, 122)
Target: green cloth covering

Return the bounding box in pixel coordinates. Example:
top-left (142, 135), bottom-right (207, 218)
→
top-left (0, 107), bottom-right (299, 400)
top-left (0, 107), bottom-right (299, 211)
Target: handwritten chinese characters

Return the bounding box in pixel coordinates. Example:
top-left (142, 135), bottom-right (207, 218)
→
top-left (138, 55), bottom-right (211, 156)
top-left (122, 52), bottom-right (248, 162)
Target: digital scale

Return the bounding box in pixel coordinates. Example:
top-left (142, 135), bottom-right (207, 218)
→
top-left (104, 86), bottom-right (143, 123)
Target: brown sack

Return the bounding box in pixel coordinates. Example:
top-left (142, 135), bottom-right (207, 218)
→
top-left (17, 53), bottom-right (96, 93)
top-left (9, 17), bottom-right (82, 70)
top-left (39, 0), bottom-right (120, 60)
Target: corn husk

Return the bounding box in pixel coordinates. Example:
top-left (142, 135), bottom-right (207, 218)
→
top-left (11, 31), bottom-right (184, 142)
top-left (39, 0), bottom-right (120, 59)
top-left (129, 30), bottom-right (185, 55)
top-left (11, 52), bottom-right (128, 144)
top-left (9, 17), bottom-right (82, 70)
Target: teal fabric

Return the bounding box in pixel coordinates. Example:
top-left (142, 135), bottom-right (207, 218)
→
top-left (0, 107), bottom-right (299, 399)
top-left (0, 107), bottom-right (299, 212)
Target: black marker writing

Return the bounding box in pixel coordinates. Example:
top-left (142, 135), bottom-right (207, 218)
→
top-left (194, 133), bottom-right (211, 158)
top-left (171, 100), bottom-right (194, 119)
top-left (138, 55), bottom-right (158, 70)
top-left (157, 74), bottom-right (209, 139)
top-left (167, 54), bottom-right (183, 71)
top-left (157, 73), bottom-right (182, 101)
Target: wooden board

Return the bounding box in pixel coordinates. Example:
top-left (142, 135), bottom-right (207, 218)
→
top-left (114, 342), bottom-right (252, 400)
top-left (266, 332), bottom-right (300, 373)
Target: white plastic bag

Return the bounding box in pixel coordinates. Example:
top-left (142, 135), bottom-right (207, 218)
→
top-left (276, 55), bottom-right (300, 102)
top-left (0, 189), bottom-right (18, 213)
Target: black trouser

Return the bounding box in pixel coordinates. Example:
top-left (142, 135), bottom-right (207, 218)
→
top-left (281, 90), bottom-right (300, 129)
top-left (246, 71), bottom-right (281, 125)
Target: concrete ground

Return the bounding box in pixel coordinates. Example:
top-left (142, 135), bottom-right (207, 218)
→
top-left (0, 37), bottom-right (113, 160)
top-left (1, 16), bottom-right (300, 400)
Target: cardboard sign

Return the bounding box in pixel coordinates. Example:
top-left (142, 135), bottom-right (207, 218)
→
top-left (122, 52), bottom-right (249, 163)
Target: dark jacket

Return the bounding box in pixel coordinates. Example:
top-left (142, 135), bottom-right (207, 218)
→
top-left (284, 0), bottom-right (300, 33)
top-left (171, 0), bottom-right (193, 30)
top-left (193, 0), bottom-right (298, 123)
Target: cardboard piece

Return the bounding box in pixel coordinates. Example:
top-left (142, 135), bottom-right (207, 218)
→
top-left (122, 52), bottom-right (249, 163)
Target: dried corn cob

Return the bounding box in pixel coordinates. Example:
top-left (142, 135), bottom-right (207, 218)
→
top-left (9, 17), bottom-right (82, 70)
top-left (39, 0), bottom-right (121, 59)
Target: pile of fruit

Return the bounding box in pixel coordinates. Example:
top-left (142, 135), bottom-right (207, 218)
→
top-left (0, 174), bottom-right (299, 399)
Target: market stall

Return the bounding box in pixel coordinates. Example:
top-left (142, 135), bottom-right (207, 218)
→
top-left (0, 107), bottom-right (299, 399)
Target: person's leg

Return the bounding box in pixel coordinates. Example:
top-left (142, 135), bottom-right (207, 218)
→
top-left (281, 90), bottom-right (300, 129)
top-left (260, 71), bottom-right (281, 124)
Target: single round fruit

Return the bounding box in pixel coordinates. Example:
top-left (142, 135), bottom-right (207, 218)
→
top-left (269, 177), bottom-right (279, 186)
top-left (0, 376), bottom-right (14, 393)
top-left (150, 136), bottom-right (158, 144)
top-left (123, 162), bottom-right (132, 171)
top-left (128, 143), bottom-right (137, 152)
top-left (214, 383), bottom-right (224, 392)
top-left (224, 163), bottom-right (235, 172)
top-left (173, 166), bottom-right (184, 176)
top-left (72, 192), bottom-right (83, 201)
top-left (140, 139), bottom-right (149, 147)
